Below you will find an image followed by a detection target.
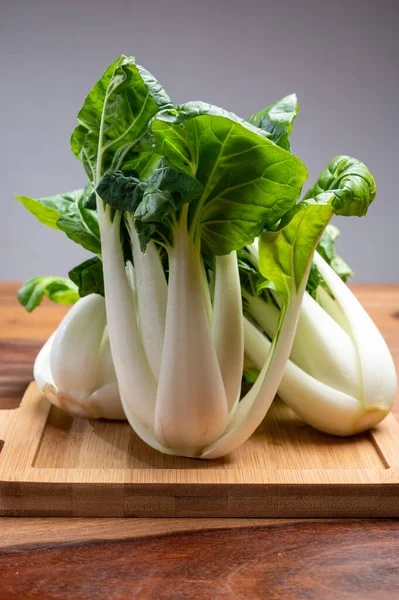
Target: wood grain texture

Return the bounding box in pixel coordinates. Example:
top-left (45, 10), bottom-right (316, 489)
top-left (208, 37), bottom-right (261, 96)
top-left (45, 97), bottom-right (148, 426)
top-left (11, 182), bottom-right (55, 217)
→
top-left (1, 283), bottom-right (399, 517)
top-left (1, 520), bottom-right (399, 599)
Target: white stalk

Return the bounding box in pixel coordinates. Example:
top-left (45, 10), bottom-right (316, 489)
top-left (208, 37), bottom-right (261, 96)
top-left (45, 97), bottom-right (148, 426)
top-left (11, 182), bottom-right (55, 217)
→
top-left (202, 284), bottom-right (305, 459)
top-left (126, 214), bottom-right (167, 381)
top-left (87, 383), bottom-right (125, 420)
top-left (212, 252), bottom-right (244, 411)
top-left (316, 284), bottom-right (352, 333)
top-left (314, 252), bottom-right (397, 411)
top-left (50, 294), bottom-right (106, 406)
top-left (243, 317), bottom-right (389, 435)
top-left (154, 207), bottom-right (228, 451)
top-left (98, 202), bottom-right (157, 429)
top-left (34, 333), bottom-right (55, 393)
top-left (291, 292), bottom-right (359, 397)
top-left (34, 298), bottom-right (125, 420)
top-left (94, 328), bottom-right (117, 388)
top-left (245, 284), bottom-right (359, 397)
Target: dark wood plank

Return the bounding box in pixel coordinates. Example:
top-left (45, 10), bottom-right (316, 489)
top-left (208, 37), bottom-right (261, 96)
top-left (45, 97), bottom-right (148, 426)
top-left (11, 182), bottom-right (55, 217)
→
top-left (0, 520), bottom-right (398, 599)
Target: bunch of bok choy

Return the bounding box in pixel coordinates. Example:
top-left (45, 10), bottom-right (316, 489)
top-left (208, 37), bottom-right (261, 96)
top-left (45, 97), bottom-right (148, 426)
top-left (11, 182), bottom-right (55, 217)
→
top-left (16, 55), bottom-right (396, 456)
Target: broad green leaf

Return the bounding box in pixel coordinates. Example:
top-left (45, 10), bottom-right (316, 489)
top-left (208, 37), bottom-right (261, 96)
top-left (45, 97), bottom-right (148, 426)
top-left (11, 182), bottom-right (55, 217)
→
top-left (16, 185), bottom-right (100, 254)
top-left (71, 55), bottom-right (172, 183)
top-left (247, 94), bottom-right (298, 151)
top-left (151, 102), bottom-right (308, 254)
top-left (18, 276), bottom-right (79, 312)
top-left (259, 201), bottom-right (334, 306)
top-left (69, 256), bottom-right (104, 297)
top-left (304, 155), bottom-right (376, 217)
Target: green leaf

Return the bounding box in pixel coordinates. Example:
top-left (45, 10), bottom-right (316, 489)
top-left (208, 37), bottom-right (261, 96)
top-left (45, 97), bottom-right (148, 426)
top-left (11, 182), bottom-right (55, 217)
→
top-left (18, 276), bottom-right (79, 312)
top-left (317, 226), bottom-right (335, 263)
top-left (68, 257), bottom-right (104, 297)
top-left (247, 94), bottom-right (298, 151)
top-left (330, 255), bottom-right (353, 282)
top-left (151, 102), bottom-right (308, 254)
top-left (306, 263), bottom-right (323, 299)
top-left (135, 164), bottom-right (203, 220)
top-left (304, 156), bottom-right (376, 217)
top-left (16, 184), bottom-right (101, 254)
top-left (259, 201), bottom-right (334, 306)
top-left (316, 224), bottom-right (353, 283)
top-left (70, 56), bottom-right (172, 183)
top-left (121, 151), bottom-right (161, 181)
top-left (96, 171), bottom-right (146, 212)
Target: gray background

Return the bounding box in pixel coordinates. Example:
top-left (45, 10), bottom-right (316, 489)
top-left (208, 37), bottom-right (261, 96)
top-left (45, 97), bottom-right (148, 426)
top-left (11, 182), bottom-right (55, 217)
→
top-left (1, 0), bottom-right (398, 282)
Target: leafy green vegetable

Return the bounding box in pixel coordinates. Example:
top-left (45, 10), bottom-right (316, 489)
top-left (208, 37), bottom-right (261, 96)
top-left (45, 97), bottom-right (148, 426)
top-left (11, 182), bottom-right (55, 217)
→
top-left (15, 184), bottom-right (100, 254)
top-left (18, 276), bottom-right (79, 312)
top-left (247, 94), bottom-right (298, 151)
top-left (304, 156), bottom-right (376, 217)
top-left (69, 257), bottom-right (104, 297)
top-left (16, 53), bottom-right (395, 457)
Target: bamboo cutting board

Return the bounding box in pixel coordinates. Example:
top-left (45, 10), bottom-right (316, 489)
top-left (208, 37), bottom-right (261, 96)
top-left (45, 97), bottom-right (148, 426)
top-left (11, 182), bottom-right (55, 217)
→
top-left (1, 382), bottom-right (398, 518)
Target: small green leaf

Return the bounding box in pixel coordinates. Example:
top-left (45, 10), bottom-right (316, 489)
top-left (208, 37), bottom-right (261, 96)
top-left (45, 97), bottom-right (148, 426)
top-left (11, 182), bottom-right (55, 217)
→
top-left (68, 257), bottom-right (104, 297)
top-left (304, 156), bottom-right (376, 217)
top-left (96, 171), bottom-right (146, 212)
top-left (330, 255), bottom-right (353, 282)
top-left (16, 184), bottom-right (101, 254)
top-left (306, 263), bottom-right (323, 299)
top-left (315, 224), bottom-right (353, 284)
top-left (18, 277), bottom-right (79, 312)
top-left (247, 94), bottom-right (298, 151)
top-left (135, 164), bottom-right (203, 221)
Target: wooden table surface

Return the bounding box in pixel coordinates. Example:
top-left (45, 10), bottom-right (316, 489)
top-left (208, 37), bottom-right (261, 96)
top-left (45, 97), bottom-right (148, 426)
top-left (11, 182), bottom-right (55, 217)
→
top-left (1, 282), bottom-right (399, 599)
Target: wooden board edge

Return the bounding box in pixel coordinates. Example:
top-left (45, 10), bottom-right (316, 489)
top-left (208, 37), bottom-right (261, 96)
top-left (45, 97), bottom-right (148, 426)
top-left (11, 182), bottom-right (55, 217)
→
top-left (1, 481), bottom-right (398, 518)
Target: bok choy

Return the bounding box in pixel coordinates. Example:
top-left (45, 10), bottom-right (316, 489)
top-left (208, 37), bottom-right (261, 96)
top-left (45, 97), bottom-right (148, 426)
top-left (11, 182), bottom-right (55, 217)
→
top-left (15, 55), bottom-right (396, 458)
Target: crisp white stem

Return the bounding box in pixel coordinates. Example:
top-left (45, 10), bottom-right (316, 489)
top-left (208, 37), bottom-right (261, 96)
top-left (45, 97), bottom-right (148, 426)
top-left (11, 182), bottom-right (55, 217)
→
top-left (201, 286), bottom-right (305, 459)
top-left (245, 284), bottom-right (359, 398)
top-left (244, 317), bottom-right (389, 435)
top-left (126, 215), bottom-right (167, 381)
top-left (314, 252), bottom-right (397, 411)
top-left (34, 311), bottom-right (125, 420)
top-left (98, 202), bottom-right (157, 429)
top-left (50, 294), bottom-right (106, 404)
top-left (290, 292), bottom-right (359, 397)
top-left (94, 329), bottom-right (117, 388)
top-left (88, 382), bottom-right (125, 420)
top-left (212, 252), bottom-right (244, 412)
top-left (154, 209), bottom-right (228, 451)
top-left (316, 285), bottom-right (352, 334)
top-left (34, 333), bottom-right (56, 392)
